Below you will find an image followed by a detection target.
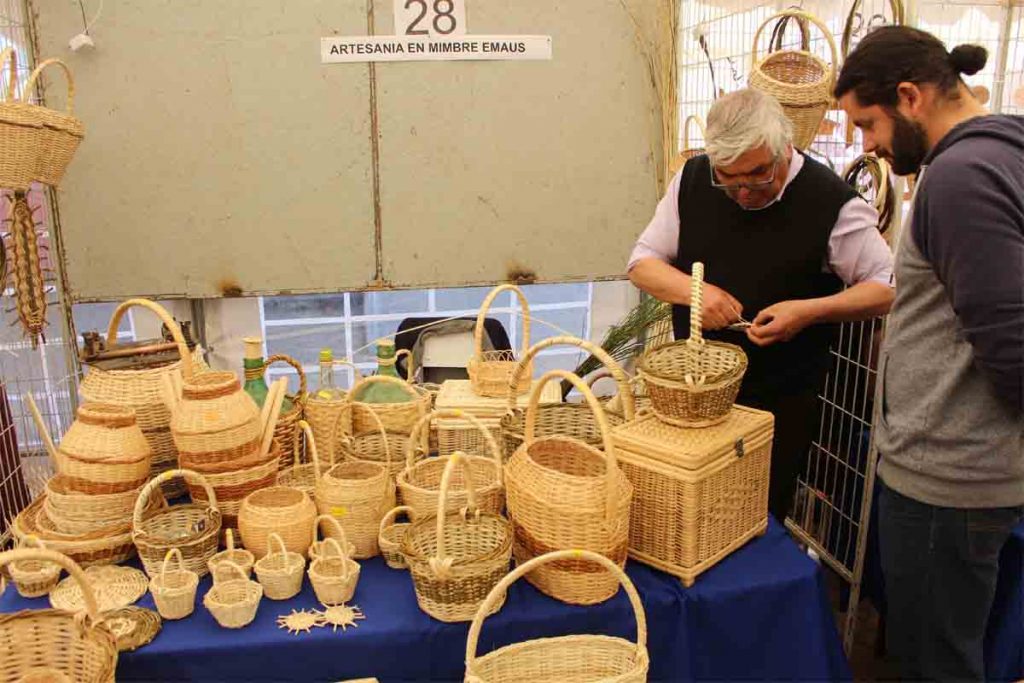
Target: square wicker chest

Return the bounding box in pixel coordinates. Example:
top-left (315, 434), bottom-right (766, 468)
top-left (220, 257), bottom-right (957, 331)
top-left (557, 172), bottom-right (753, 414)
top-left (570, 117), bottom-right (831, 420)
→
top-left (611, 405), bottom-right (774, 586)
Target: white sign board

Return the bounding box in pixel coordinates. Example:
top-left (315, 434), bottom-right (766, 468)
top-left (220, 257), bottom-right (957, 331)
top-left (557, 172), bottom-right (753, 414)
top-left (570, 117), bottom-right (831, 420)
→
top-left (321, 35), bottom-right (551, 63)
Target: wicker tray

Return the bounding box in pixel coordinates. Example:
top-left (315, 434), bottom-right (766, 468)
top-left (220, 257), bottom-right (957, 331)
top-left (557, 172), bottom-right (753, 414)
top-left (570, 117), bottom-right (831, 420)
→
top-left (100, 607), bottom-right (162, 653)
top-left (50, 565), bottom-right (148, 612)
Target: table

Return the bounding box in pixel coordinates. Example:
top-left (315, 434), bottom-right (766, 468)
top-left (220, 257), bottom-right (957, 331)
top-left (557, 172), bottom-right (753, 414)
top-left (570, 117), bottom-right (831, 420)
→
top-left (1, 519), bottom-right (849, 682)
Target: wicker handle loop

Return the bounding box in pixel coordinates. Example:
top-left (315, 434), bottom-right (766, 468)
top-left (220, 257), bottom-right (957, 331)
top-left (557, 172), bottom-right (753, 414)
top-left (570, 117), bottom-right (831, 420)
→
top-left (22, 58), bottom-right (75, 114)
top-left (0, 549), bottom-right (100, 623)
top-left (474, 284), bottom-right (531, 359)
top-left (160, 548), bottom-right (186, 581)
top-left (405, 409), bottom-right (502, 483)
top-left (395, 348), bottom-right (415, 382)
top-left (842, 0), bottom-right (905, 57)
top-left (297, 420), bottom-right (323, 481)
top-left (688, 262), bottom-right (704, 346)
top-left (267, 532), bottom-right (287, 558)
top-left (465, 549), bottom-right (648, 672)
top-left (318, 537), bottom-right (354, 580)
top-left (525, 369), bottom-right (619, 523)
top-left (351, 403), bottom-right (392, 476)
top-left (509, 335), bottom-right (635, 421)
top-left (265, 354), bottom-right (308, 406)
top-left (768, 13), bottom-right (811, 52)
top-left (682, 115), bottom-right (706, 151)
top-left (105, 298), bottom-right (194, 380)
top-left (224, 528), bottom-right (237, 551)
top-left (133, 468), bottom-right (217, 531)
top-left (405, 410), bottom-right (433, 467)
top-left (379, 505), bottom-right (415, 537)
top-left (18, 534), bottom-right (45, 550)
top-left (752, 9), bottom-right (839, 81)
top-left (311, 514), bottom-right (347, 547)
top-left (0, 48), bottom-right (16, 102)
top-left (430, 452), bottom-right (478, 578)
top-left (212, 560), bottom-right (247, 585)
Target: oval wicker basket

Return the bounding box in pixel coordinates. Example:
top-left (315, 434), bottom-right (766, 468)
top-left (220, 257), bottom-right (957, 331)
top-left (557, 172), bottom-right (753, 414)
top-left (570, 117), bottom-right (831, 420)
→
top-left (8, 536), bottom-right (61, 598)
top-left (14, 495), bottom-right (140, 568)
top-left (467, 285), bottom-right (533, 398)
top-left (238, 485), bottom-right (317, 559)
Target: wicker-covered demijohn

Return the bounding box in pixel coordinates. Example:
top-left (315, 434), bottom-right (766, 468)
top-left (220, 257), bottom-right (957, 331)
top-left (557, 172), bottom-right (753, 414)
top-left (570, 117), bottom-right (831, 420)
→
top-left (467, 284), bottom-right (533, 398)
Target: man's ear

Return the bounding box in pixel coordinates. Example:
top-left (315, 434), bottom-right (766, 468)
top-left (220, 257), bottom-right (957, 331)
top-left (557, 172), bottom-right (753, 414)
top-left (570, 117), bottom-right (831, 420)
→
top-left (895, 81), bottom-right (924, 117)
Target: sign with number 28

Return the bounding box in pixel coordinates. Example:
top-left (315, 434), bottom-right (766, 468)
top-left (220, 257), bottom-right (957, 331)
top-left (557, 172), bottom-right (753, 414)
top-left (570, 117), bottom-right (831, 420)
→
top-left (394, 0), bottom-right (467, 37)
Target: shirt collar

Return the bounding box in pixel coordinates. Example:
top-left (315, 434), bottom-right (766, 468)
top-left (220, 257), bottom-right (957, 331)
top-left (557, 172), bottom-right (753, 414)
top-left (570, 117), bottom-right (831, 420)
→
top-left (769, 147), bottom-right (802, 207)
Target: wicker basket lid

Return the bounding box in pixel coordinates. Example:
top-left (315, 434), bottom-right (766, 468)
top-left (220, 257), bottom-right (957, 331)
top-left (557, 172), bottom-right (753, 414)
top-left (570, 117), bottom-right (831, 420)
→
top-left (434, 379), bottom-right (561, 414)
top-left (611, 407), bottom-right (773, 471)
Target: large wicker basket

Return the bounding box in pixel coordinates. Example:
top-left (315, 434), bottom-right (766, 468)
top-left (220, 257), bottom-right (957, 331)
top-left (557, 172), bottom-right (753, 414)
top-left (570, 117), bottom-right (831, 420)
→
top-left (0, 548), bottom-right (119, 683)
top-left (21, 58), bottom-right (85, 187)
top-left (467, 285), bottom-right (533, 398)
top-left (401, 453), bottom-right (513, 623)
top-left (13, 496), bottom-right (139, 568)
top-left (638, 263), bottom-right (747, 428)
top-left (501, 335), bottom-right (635, 460)
top-left (132, 468), bottom-right (222, 579)
top-left (171, 371), bottom-right (262, 466)
top-left (56, 403), bottom-right (151, 495)
top-left (505, 370), bottom-right (633, 605)
top-left (0, 47), bottom-right (42, 191)
top-left (465, 549), bottom-right (649, 683)
top-left (748, 9), bottom-right (838, 151)
top-left (43, 474), bottom-right (142, 535)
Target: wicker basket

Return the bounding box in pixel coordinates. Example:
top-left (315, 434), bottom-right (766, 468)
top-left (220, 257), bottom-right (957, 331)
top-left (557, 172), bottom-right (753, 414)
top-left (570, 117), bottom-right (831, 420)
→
top-left (171, 371), bottom-right (261, 465)
top-left (309, 514), bottom-right (358, 562)
top-left (56, 404), bottom-right (151, 494)
top-left (0, 548), bottom-right (119, 683)
top-left (668, 114), bottom-right (707, 178)
top-left (149, 548), bottom-right (198, 620)
top-left (206, 529), bottom-right (255, 579)
top-left (464, 549), bottom-right (649, 683)
top-left (263, 354), bottom-right (307, 470)
top-left (501, 335), bottom-right (636, 460)
top-left (79, 298), bottom-right (206, 499)
top-left (467, 285), bottom-right (533, 398)
top-left (612, 408), bottom-right (773, 586)
top-left (184, 440), bottom-right (282, 530)
top-left (21, 59), bottom-right (85, 187)
top-left (402, 453), bottom-right (513, 623)
top-left (638, 263), bottom-right (747, 428)
top-left (349, 374), bottom-right (431, 438)
top-left (8, 536), bottom-right (61, 598)
top-left (43, 475), bottom-right (141, 535)
top-left (0, 47), bottom-right (43, 191)
top-left (749, 9), bottom-right (838, 151)
top-left (132, 468), bottom-right (222, 579)
top-left (398, 410), bottom-right (505, 519)
top-left (304, 358), bottom-right (357, 464)
top-left (203, 561), bottom-right (262, 629)
top-left (254, 533), bottom-right (305, 601)
top-left (308, 537), bottom-right (360, 606)
top-left (341, 398), bottom-right (414, 480)
top-left (505, 370), bottom-right (634, 605)
top-left (238, 485), bottom-right (317, 559)
top-left (279, 420), bottom-right (323, 499)
top-left (13, 496), bottom-right (139, 568)
top-left (378, 505), bottom-right (416, 570)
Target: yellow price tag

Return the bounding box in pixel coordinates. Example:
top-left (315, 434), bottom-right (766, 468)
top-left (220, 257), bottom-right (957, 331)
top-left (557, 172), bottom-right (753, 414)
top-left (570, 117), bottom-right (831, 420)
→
top-left (330, 507), bottom-right (347, 518)
top-left (572, 549), bottom-right (584, 559)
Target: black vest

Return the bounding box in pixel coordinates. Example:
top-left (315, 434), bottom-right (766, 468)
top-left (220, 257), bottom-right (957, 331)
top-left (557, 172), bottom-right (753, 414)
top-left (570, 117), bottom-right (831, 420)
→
top-left (672, 153), bottom-right (857, 398)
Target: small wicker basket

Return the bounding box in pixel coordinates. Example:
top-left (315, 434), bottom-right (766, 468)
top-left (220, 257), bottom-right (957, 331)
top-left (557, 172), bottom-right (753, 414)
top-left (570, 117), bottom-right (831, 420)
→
top-left (308, 536), bottom-right (360, 606)
top-left (206, 529), bottom-right (255, 579)
top-left (254, 532), bottom-right (305, 601)
top-left (8, 536), bottom-right (61, 598)
top-left (467, 285), bottom-right (533, 398)
top-left (638, 263), bottom-right (748, 428)
top-left (309, 514), bottom-right (357, 562)
top-left (238, 485), bottom-right (317, 559)
top-left (149, 548), bottom-right (198, 620)
top-left (203, 561), bottom-right (262, 629)
top-left (378, 505), bottom-right (416, 570)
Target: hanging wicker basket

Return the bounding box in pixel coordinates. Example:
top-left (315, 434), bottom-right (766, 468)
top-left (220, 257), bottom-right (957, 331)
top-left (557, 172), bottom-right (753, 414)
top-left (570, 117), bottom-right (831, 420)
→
top-left (149, 548), bottom-right (198, 620)
top-left (464, 549), bottom-right (649, 683)
top-left (254, 532), bottom-right (305, 601)
top-left (0, 48), bottom-right (42, 191)
top-left (467, 285), bottom-right (533, 398)
top-left (308, 536), bottom-right (360, 606)
top-left (638, 263), bottom-right (747, 428)
top-left (748, 9), bottom-right (838, 151)
top-left (203, 561), bottom-right (262, 629)
top-left (21, 59), bottom-right (85, 187)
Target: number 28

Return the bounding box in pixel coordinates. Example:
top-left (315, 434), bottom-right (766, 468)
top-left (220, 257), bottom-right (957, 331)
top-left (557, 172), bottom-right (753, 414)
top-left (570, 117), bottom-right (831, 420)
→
top-left (404, 0), bottom-right (458, 35)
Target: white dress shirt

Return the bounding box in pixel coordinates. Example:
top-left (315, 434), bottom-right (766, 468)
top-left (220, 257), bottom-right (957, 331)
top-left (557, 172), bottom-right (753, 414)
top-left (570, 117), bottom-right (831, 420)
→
top-left (627, 150), bottom-right (895, 287)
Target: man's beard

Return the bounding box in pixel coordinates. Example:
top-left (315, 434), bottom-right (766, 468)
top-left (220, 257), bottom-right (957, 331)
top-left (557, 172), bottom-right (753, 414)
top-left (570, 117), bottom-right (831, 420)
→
top-left (888, 112), bottom-right (930, 176)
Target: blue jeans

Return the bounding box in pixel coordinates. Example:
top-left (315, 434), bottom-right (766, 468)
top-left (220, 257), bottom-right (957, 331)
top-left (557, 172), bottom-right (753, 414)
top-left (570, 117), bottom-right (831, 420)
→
top-left (878, 481), bottom-right (1024, 681)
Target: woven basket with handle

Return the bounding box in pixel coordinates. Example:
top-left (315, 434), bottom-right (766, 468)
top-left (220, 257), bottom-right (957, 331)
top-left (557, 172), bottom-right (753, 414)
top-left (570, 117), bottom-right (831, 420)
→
top-left (206, 528), bottom-right (254, 579)
top-left (263, 354), bottom-right (307, 470)
top-left (303, 357), bottom-right (357, 463)
top-left (203, 560), bottom-right (262, 629)
top-left (308, 536), bottom-right (360, 606)
top-left (464, 549), bottom-right (649, 683)
top-left (467, 285), bottom-right (533, 398)
top-left (21, 58), bottom-right (85, 187)
top-left (254, 532), bottom-right (305, 601)
top-left (0, 48), bottom-right (43, 191)
top-left (378, 505), bottom-right (416, 569)
top-left (8, 535), bottom-right (61, 598)
top-left (668, 115), bottom-right (707, 178)
top-left (638, 263), bottom-right (747, 428)
top-left (748, 9), bottom-right (838, 151)
top-left (308, 514), bottom-right (357, 562)
top-left (149, 548), bottom-right (198, 620)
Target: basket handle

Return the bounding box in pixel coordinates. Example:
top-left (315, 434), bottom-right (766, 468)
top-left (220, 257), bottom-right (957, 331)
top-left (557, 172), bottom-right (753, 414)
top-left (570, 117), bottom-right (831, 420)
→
top-left (474, 285), bottom-right (531, 360)
top-left (508, 335), bottom-right (635, 421)
top-left (841, 0), bottom-right (904, 58)
top-left (525, 369), bottom-right (619, 523)
top-left (0, 48), bottom-right (16, 102)
top-left (688, 262), bottom-right (705, 346)
top-left (465, 549), bottom-right (648, 673)
top-left (21, 58), bottom-right (75, 114)
top-left (105, 298), bottom-right (194, 380)
top-left (311, 513), bottom-right (347, 547)
top-left (347, 374), bottom-right (420, 403)
top-left (318, 536), bottom-right (354, 581)
top-left (378, 505), bottom-right (415, 538)
top-left (429, 452), bottom-right (478, 579)
top-left (768, 13), bottom-right (810, 52)
top-left (160, 548), bottom-right (186, 581)
top-left (224, 528), bottom-right (237, 552)
top-left (345, 403), bottom-right (392, 475)
top-left (212, 560), bottom-right (248, 585)
top-left (0, 548), bottom-right (101, 624)
top-left (265, 354), bottom-right (308, 406)
top-left (751, 9), bottom-right (839, 82)
top-left (682, 115), bottom-right (706, 152)
top-left (133, 468), bottom-right (218, 531)
top-left (266, 532), bottom-right (287, 558)
top-left (405, 409), bottom-right (502, 484)
top-left (297, 420), bottom-right (323, 481)
top-left (395, 348), bottom-right (415, 382)
top-left (17, 534), bottom-right (46, 550)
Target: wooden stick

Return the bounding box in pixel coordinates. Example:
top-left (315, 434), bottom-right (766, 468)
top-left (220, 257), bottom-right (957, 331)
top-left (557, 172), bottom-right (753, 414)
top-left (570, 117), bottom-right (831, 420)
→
top-left (24, 393), bottom-right (58, 464)
top-left (161, 373), bottom-right (179, 413)
top-left (257, 375), bottom-right (278, 438)
top-left (259, 378), bottom-right (287, 458)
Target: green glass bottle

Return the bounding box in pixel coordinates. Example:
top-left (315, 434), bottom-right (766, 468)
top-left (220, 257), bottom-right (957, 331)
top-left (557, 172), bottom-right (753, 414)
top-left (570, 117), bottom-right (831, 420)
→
top-left (242, 337), bottom-right (294, 412)
top-left (356, 339), bottom-right (413, 404)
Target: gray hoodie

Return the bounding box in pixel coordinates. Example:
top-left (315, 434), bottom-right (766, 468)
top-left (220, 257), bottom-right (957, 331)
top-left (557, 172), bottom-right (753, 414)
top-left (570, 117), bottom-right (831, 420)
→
top-left (877, 115), bottom-right (1024, 508)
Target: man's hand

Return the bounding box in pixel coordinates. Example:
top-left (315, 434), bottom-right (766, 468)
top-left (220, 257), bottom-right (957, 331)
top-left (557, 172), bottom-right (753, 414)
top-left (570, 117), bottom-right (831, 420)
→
top-left (702, 283), bottom-right (743, 330)
top-left (747, 300), bottom-right (816, 347)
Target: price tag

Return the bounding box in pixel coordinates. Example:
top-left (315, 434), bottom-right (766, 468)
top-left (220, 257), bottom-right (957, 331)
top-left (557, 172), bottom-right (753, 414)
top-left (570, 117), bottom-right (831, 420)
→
top-left (394, 0), bottom-right (467, 37)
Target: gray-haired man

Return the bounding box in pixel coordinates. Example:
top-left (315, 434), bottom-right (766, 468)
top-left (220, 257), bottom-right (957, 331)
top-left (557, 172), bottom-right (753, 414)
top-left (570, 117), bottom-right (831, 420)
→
top-left (628, 88), bottom-right (895, 521)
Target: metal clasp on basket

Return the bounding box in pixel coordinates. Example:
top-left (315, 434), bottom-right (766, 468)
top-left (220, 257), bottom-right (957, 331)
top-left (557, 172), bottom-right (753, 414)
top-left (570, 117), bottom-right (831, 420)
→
top-left (735, 438), bottom-right (745, 458)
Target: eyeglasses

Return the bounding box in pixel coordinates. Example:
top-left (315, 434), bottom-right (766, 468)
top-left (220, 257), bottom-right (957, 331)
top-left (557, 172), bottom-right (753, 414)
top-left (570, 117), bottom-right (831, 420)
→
top-left (709, 161), bottom-right (779, 192)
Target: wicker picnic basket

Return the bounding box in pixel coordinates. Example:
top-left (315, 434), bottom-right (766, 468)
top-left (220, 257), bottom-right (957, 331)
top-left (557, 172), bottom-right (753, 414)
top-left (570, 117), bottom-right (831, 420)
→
top-left (149, 548), bottom-right (198, 620)
top-left (378, 505), bottom-right (416, 569)
top-left (238, 485), bottom-right (317, 559)
top-left (505, 370), bottom-right (634, 605)
top-left (206, 529), bottom-right (254, 579)
top-left (638, 263), bottom-right (747, 428)
top-left (668, 115), bottom-right (707, 178)
top-left (350, 375), bottom-right (431, 436)
top-left (501, 336), bottom-right (634, 460)
top-left (254, 532), bottom-right (305, 600)
top-left (132, 468), bottom-right (222, 579)
top-left (13, 496), bottom-right (140, 568)
top-left (8, 536), bottom-right (61, 598)
top-left (21, 58), bottom-right (85, 187)
top-left (308, 536), bottom-right (360, 606)
top-left (56, 403), bottom-right (151, 494)
top-left (253, 354), bottom-right (307, 470)
top-left (308, 514), bottom-right (358, 562)
top-left (304, 358), bottom-right (357, 463)
top-left (748, 9), bottom-right (838, 150)
top-left (399, 410), bottom-right (505, 519)
top-left (79, 298), bottom-right (207, 499)
top-left (612, 407), bottom-right (773, 586)
top-left (464, 549), bottom-right (649, 683)
top-left (468, 285), bottom-right (533, 398)
top-left (0, 47), bottom-right (43, 191)
top-left (0, 548), bottom-right (119, 683)
top-left (204, 561), bottom-right (262, 629)
top-left (401, 453), bottom-right (513, 623)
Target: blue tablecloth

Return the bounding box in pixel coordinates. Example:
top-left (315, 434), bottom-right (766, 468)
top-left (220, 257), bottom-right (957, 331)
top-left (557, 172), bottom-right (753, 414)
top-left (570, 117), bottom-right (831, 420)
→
top-left (1, 519), bottom-right (849, 682)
